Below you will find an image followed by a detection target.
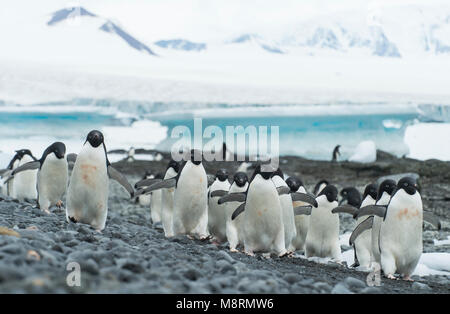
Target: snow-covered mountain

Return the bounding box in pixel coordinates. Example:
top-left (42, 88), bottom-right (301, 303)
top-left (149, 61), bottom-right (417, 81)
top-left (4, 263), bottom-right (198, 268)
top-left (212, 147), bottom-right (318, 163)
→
top-left (47, 7), bottom-right (156, 56)
top-left (154, 39), bottom-right (206, 52)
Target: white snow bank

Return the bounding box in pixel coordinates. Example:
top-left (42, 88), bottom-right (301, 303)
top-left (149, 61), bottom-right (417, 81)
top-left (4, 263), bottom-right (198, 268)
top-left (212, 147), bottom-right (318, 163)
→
top-left (404, 122), bottom-right (450, 161)
top-left (434, 236), bottom-right (450, 246)
top-left (348, 141), bottom-right (377, 163)
top-left (102, 120), bottom-right (168, 151)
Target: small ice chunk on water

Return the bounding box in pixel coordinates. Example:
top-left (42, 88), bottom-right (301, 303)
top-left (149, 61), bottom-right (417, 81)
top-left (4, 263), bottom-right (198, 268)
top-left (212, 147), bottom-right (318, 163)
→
top-left (382, 119), bottom-right (403, 129)
top-left (348, 141), bottom-right (376, 163)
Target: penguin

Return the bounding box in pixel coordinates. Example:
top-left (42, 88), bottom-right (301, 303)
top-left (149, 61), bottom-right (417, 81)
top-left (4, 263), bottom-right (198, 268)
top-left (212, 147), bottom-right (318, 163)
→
top-left (9, 142), bottom-right (69, 213)
top-left (207, 169), bottom-right (231, 243)
top-left (142, 150), bottom-right (209, 238)
top-left (313, 179), bottom-right (329, 196)
top-left (160, 160), bottom-right (180, 237)
top-left (285, 176), bottom-right (310, 252)
top-left (370, 179), bottom-right (396, 265)
top-left (305, 185), bottom-right (341, 260)
top-left (218, 164), bottom-right (317, 257)
top-left (223, 172), bottom-right (248, 252)
top-left (272, 168), bottom-right (297, 253)
top-left (332, 185), bottom-right (375, 269)
top-left (66, 130), bottom-right (134, 231)
top-left (332, 145), bottom-right (341, 162)
top-left (12, 150), bottom-right (38, 202)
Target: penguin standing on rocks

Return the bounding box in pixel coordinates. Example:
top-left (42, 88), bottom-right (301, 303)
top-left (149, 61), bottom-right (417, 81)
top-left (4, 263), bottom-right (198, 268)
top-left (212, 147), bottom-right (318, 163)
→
top-left (9, 142), bottom-right (70, 213)
top-left (370, 179), bottom-right (396, 265)
top-left (223, 172), bottom-right (248, 252)
top-left (272, 168), bottom-right (297, 253)
top-left (286, 176), bottom-right (310, 252)
top-left (332, 145), bottom-right (341, 162)
top-left (1, 149), bottom-right (36, 197)
top-left (332, 185), bottom-right (376, 269)
top-left (141, 150), bottom-right (209, 238)
top-left (219, 165), bottom-right (317, 257)
top-left (305, 185), bottom-right (341, 260)
top-left (66, 130), bottom-right (134, 231)
top-left (6, 149), bottom-right (38, 201)
top-left (207, 169), bottom-right (231, 243)
top-left (160, 160), bottom-right (180, 237)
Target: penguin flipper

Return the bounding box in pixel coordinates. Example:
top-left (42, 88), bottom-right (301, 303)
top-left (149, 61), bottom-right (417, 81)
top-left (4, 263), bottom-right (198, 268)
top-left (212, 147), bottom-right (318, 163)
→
top-left (210, 190), bottom-right (228, 198)
top-left (134, 178), bottom-right (162, 189)
top-left (423, 211), bottom-right (441, 230)
top-left (231, 203), bottom-right (246, 220)
top-left (11, 161), bottom-right (40, 176)
top-left (277, 186), bottom-right (291, 196)
top-left (107, 166), bottom-right (134, 198)
top-left (66, 153), bottom-right (77, 163)
top-left (218, 193), bottom-right (247, 204)
top-left (291, 192), bottom-right (318, 208)
top-left (331, 204), bottom-right (358, 216)
top-left (349, 216), bottom-right (374, 246)
top-left (354, 205), bottom-right (386, 219)
top-left (138, 178), bottom-right (177, 195)
top-left (293, 205), bottom-right (312, 216)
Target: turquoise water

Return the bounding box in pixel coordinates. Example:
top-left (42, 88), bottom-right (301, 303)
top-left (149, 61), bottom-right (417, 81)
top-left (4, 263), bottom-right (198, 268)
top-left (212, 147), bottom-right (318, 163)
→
top-left (0, 108), bottom-right (418, 160)
top-left (153, 113), bottom-right (418, 160)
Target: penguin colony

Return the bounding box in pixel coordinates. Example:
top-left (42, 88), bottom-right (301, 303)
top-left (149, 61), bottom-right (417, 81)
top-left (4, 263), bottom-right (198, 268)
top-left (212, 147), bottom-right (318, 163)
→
top-left (0, 131), bottom-right (443, 282)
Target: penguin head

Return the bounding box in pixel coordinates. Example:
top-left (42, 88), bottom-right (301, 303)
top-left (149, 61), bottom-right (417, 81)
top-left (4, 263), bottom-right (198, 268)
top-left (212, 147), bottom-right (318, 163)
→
top-left (363, 183), bottom-right (378, 201)
top-left (251, 164), bottom-right (274, 181)
top-left (48, 142), bottom-right (66, 159)
top-left (167, 159), bottom-right (180, 173)
top-left (272, 167), bottom-right (284, 180)
top-left (314, 179), bottom-right (329, 195)
top-left (215, 169), bottom-right (228, 182)
top-left (15, 149), bottom-right (35, 160)
top-left (340, 187), bottom-right (362, 207)
top-left (190, 149), bottom-right (203, 165)
top-left (377, 179), bottom-right (396, 201)
top-left (285, 176), bottom-right (304, 193)
top-left (397, 177), bottom-right (419, 195)
top-left (233, 172), bottom-right (248, 187)
top-left (318, 185), bottom-right (338, 203)
top-left (86, 130), bottom-right (104, 148)
top-left (143, 170), bottom-right (152, 180)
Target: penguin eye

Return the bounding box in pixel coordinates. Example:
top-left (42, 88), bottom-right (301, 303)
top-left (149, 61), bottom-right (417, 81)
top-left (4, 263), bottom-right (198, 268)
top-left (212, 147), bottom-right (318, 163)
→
top-left (404, 183), bottom-right (409, 187)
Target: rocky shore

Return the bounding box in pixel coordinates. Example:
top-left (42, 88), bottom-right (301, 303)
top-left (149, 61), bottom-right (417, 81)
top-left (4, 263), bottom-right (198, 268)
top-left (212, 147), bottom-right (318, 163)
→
top-left (0, 150), bottom-right (448, 293)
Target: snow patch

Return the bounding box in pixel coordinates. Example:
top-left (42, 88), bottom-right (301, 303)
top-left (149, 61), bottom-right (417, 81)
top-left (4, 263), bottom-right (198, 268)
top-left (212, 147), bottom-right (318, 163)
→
top-left (348, 141), bottom-right (377, 163)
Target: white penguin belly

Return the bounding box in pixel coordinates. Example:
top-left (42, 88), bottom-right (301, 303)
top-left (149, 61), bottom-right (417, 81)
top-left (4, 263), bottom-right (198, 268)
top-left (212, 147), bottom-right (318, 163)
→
top-left (161, 167), bottom-right (178, 236)
top-left (292, 199), bottom-right (310, 251)
top-left (172, 162), bottom-right (207, 235)
top-left (37, 155), bottom-right (68, 210)
top-left (306, 197), bottom-right (340, 259)
top-left (208, 180), bottom-right (230, 242)
top-left (66, 145), bottom-right (109, 231)
top-left (13, 155), bottom-right (38, 201)
top-left (243, 176), bottom-right (285, 254)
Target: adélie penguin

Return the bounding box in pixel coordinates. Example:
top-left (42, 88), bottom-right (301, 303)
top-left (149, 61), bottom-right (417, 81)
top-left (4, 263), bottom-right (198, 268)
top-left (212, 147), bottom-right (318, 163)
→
top-left (207, 169), bottom-right (231, 243)
top-left (142, 150), bottom-right (209, 239)
top-left (222, 172), bottom-right (248, 252)
top-left (9, 142), bottom-right (69, 213)
top-left (313, 179), bottom-right (329, 196)
top-left (305, 185), bottom-right (341, 260)
top-left (161, 160), bottom-right (180, 237)
top-left (332, 185), bottom-right (376, 269)
top-left (353, 177), bottom-right (441, 280)
top-left (286, 176), bottom-right (310, 252)
top-left (272, 168), bottom-right (297, 253)
top-left (1, 149), bottom-right (35, 197)
top-left (218, 164), bottom-right (317, 257)
top-left (66, 130), bottom-right (134, 231)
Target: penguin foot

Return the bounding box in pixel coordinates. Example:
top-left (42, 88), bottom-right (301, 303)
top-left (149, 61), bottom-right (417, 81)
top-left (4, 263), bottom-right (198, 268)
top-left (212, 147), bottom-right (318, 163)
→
top-left (402, 276), bottom-right (414, 282)
top-left (199, 235), bottom-right (212, 241)
top-left (186, 235), bottom-right (194, 240)
top-left (245, 251), bottom-right (255, 257)
top-left (56, 200), bottom-right (64, 209)
top-left (278, 251), bottom-right (290, 258)
top-left (262, 253), bottom-right (272, 259)
top-left (68, 216), bottom-right (77, 223)
top-left (43, 209), bottom-right (51, 215)
top-left (229, 248), bottom-right (239, 253)
top-left (386, 274), bottom-right (397, 280)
